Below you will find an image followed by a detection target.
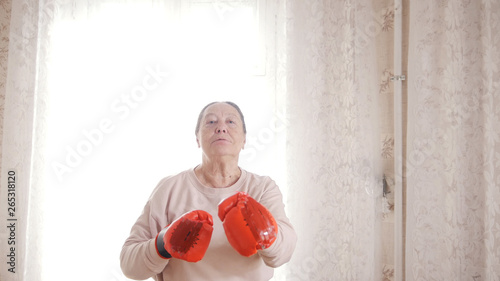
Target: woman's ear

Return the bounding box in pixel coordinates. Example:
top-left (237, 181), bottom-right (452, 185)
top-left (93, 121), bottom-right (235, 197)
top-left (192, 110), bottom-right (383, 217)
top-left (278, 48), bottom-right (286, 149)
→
top-left (241, 138), bottom-right (246, 150)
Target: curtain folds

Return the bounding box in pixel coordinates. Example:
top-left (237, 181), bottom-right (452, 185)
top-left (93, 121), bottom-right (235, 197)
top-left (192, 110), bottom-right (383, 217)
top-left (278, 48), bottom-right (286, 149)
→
top-left (0, 0), bottom-right (48, 280)
top-left (406, 1), bottom-right (500, 280)
top-left (282, 1), bottom-right (387, 280)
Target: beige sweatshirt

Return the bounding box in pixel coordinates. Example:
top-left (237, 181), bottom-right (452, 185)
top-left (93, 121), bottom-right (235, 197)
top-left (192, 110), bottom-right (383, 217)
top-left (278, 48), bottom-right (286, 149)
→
top-left (120, 167), bottom-right (297, 281)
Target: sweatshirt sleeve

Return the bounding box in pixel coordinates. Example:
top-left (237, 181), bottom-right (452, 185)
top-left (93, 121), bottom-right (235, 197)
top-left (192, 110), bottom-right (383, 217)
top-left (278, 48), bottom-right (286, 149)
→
top-left (256, 179), bottom-right (297, 268)
top-left (120, 200), bottom-right (170, 280)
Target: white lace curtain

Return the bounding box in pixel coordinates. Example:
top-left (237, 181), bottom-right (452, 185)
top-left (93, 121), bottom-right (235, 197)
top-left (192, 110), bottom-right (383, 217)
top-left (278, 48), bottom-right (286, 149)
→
top-left (283, 1), bottom-right (500, 280)
top-left (1, 0), bottom-right (500, 281)
top-left (0, 0), bottom-right (48, 280)
top-left (282, 1), bottom-right (386, 280)
top-left (405, 1), bottom-right (500, 280)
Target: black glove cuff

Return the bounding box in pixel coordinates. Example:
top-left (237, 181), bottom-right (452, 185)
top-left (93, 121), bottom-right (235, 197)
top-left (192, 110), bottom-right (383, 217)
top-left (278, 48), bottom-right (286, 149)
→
top-left (155, 227), bottom-right (172, 259)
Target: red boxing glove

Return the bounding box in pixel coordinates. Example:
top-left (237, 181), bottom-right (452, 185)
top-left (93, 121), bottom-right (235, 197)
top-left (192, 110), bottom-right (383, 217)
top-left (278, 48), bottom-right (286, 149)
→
top-left (218, 192), bottom-right (278, 257)
top-left (155, 210), bottom-right (213, 262)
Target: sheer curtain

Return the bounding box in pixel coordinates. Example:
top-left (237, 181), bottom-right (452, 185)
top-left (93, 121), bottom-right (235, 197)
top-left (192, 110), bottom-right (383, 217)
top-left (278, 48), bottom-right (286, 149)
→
top-left (0, 0), bottom-right (48, 280)
top-left (280, 1), bottom-right (391, 280)
top-left (405, 1), bottom-right (500, 280)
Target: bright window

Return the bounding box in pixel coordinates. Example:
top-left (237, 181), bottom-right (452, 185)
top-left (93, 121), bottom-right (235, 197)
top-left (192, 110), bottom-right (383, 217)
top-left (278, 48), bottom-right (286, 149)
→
top-left (42, 1), bottom-right (284, 280)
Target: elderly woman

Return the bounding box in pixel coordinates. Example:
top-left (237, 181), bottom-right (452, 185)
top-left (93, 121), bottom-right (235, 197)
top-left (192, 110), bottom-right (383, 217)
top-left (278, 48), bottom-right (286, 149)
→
top-left (120, 101), bottom-right (297, 281)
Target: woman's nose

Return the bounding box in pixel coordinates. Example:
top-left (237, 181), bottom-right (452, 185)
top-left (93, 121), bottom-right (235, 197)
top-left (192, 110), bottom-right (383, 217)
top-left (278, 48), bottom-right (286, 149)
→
top-left (216, 125), bottom-right (227, 133)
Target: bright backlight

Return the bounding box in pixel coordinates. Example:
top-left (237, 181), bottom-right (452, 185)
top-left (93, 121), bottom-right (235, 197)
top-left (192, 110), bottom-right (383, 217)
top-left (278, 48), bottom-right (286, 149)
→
top-left (42, 2), bottom-right (281, 281)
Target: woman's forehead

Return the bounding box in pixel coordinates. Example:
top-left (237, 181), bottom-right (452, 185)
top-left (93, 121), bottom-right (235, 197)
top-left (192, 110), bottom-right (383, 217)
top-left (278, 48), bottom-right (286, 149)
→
top-left (203, 103), bottom-right (240, 117)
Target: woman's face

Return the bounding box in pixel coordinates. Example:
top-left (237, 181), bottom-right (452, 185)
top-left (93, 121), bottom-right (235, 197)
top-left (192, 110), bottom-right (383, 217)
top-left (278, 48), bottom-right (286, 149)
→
top-left (196, 103), bottom-right (246, 159)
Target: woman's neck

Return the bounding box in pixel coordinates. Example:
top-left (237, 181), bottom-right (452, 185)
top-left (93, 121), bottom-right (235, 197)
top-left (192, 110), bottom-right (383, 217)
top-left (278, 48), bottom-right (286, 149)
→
top-left (195, 160), bottom-right (241, 188)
